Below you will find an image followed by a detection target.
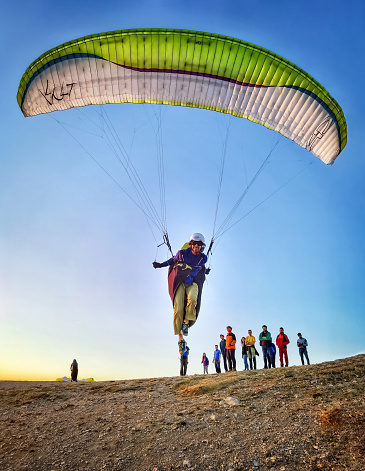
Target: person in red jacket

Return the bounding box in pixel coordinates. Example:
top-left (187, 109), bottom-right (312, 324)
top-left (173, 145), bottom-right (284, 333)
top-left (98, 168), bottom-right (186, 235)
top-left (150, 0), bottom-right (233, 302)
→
top-left (276, 327), bottom-right (290, 367)
top-left (225, 326), bottom-right (237, 371)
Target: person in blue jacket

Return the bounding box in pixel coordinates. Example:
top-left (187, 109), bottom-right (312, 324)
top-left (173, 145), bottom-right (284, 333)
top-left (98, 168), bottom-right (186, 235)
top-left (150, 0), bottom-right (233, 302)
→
top-left (153, 233), bottom-right (208, 350)
top-left (180, 344), bottom-right (190, 376)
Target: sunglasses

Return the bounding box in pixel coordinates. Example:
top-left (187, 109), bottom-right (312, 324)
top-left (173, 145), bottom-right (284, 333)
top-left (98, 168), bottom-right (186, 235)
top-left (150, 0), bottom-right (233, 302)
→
top-left (191, 240), bottom-right (203, 246)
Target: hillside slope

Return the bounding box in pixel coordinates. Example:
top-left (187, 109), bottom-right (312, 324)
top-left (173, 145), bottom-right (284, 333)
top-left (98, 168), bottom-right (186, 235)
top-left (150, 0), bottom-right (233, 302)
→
top-left (1, 355), bottom-right (364, 471)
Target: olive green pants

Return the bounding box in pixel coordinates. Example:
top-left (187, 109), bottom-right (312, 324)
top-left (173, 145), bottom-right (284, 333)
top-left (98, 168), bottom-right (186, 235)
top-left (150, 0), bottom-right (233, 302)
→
top-left (173, 282), bottom-right (198, 335)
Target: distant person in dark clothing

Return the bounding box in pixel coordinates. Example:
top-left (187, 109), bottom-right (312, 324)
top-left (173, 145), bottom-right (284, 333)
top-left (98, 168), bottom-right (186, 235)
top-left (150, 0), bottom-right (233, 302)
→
top-left (267, 342), bottom-right (276, 368)
top-left (180, 345), bottom-right (190, 376)
top-left (297, 333), bottom-right (310, 365)
top-left (220, 334), bottom-right (228, 372)
top-left (70, 359), bottom-right (78, 382)
top-left (225, 326), bottom-right (237, 371)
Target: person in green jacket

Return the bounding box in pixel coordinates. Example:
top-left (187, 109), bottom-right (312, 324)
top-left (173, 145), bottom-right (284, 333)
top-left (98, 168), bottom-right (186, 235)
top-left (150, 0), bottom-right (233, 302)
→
top-left (259, 325), bottom-right (275, 369)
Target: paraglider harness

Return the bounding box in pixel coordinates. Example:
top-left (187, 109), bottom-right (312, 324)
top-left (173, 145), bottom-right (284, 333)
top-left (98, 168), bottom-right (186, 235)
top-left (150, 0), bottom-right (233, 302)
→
top-left (167, 249), bottom-right (207, 326)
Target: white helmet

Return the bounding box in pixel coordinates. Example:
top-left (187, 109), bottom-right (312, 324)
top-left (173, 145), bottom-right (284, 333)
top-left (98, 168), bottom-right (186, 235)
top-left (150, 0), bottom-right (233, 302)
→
top-left (189, 233), bottom-right (206, 250)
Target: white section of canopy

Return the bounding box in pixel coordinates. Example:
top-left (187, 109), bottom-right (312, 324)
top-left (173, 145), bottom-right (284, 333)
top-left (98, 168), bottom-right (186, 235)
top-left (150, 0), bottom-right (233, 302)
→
top-left (22, 57), bottom-right (340, 164)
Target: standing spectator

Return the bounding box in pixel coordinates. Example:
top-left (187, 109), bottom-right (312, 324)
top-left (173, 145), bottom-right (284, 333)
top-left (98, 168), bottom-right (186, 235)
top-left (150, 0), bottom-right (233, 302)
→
top-left (259, 325), bottom-right (275, 369)
top-left (219, 334), bottom-right (228, 372)
top-left (268, 342), bottom-right (276, 368)
top-left (201, 353), bottom-right (209, 374)
top-left (241, 337), bottom-right (249, 370)
top-left (245, 329), bottom-right (257, 370)
top-left (297, 333), bottom-right (310, 365)
top-left (225, 326), bottom-right (237, 371)
top-left (180, 344), bottom-right (190, 376)
top-left (276, 327), bottom-right (290, 367)
top-left (70, 359), bottom-right (78, 382)
top-left (212, 345), bottom-right (221, 373)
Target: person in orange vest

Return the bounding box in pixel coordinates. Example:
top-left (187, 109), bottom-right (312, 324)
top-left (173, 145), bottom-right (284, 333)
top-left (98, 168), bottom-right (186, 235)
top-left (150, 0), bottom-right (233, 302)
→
top-left (276, 327), bottom-right (290, 367)
top-left (225, 326), bottom-right (237, 371)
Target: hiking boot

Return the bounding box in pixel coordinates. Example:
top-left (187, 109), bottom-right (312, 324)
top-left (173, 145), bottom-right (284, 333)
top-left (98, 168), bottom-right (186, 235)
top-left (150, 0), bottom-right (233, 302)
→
top-left (181, 321), bottom-right (189, 336)
top-left (178, 339), bottom-right (187, 354)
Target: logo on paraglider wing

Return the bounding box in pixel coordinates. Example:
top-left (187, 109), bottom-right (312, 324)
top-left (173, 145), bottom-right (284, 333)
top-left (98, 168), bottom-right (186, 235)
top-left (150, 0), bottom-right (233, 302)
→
top-left (306, 116), bottom-right (332, 152)
top-left (39, 80), bottom-right (76, 106)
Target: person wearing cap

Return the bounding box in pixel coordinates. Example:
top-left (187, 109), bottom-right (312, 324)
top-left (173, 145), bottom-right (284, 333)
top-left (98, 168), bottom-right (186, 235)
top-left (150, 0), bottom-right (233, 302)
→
top-left (153, 233), bottom-right (208, 350)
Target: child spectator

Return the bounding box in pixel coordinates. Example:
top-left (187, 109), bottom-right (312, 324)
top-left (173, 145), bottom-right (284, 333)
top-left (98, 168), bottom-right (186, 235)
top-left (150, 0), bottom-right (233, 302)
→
top-left (201, 353), bottom-right (209, 374)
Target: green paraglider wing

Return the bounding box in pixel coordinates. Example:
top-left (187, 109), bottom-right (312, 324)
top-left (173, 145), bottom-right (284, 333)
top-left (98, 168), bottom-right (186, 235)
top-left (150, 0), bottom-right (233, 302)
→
top-left (17, 28), bottom-right (346, 165)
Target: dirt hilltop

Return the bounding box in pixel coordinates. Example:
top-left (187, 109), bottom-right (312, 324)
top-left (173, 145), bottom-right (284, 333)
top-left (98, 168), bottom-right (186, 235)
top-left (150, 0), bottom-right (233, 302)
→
top-left (1, 355), bottom-right (364, 471)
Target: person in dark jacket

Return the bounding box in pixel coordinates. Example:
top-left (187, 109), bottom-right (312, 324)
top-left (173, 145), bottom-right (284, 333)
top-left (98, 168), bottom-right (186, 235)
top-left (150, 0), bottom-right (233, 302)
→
top-left (297, 333), bottom-right (310, 365)
top-left (153, 233), bottom-right (208, 352)
top-left (70, 359), bottom-right (78, 382)
top-left (276, 327), bottom-right (290, 367)
top-left (241, 337), bottom-right (249, 370)
top-left (225, 326), bottom-right (237, 371)
top-left (219, 334), bottom-right (228, 372)
top-left (267, 342), bottom-right (276, 368)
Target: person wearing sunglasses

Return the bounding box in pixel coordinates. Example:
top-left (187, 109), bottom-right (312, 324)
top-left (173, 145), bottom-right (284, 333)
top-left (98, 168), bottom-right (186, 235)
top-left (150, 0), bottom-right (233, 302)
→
top-left (153, 233), bottom-right (208, 351)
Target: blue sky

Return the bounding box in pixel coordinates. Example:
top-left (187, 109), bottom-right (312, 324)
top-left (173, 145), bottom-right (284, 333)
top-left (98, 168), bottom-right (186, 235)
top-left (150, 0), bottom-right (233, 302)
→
top-left (1, 0), bottom-right (364, 380)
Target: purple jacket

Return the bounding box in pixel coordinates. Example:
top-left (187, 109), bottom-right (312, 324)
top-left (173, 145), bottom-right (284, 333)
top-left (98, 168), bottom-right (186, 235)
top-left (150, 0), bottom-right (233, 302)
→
top-left (164, 248), bottom-right (207, 327)
top-left (161, 248), bottom-right (207, 284)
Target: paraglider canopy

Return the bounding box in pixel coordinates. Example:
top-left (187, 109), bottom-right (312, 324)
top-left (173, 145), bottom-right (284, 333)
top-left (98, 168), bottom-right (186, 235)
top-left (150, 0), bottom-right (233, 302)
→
top-left (17, 28), bottom-right (346, 165)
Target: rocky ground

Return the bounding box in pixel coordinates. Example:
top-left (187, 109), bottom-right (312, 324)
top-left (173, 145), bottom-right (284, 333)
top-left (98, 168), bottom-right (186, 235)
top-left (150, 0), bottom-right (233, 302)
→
top-left (1, 354), bottom-right (364, 471)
